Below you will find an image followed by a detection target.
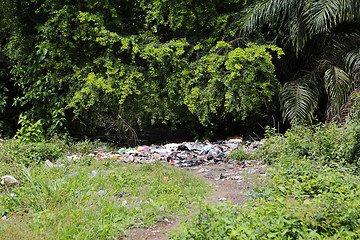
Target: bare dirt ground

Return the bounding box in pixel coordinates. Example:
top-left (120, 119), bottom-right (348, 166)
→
top-left (124, 160), bottom-right (268, 240)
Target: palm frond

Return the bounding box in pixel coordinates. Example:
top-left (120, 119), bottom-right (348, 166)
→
top-left (344, 50), bottom-right (360, 79)
top-left (324, 66), bottom-right (353, 115)
top-left (306, 0), bottom-right (360, 35)
top-left (241, 0), bottom-right (310, 53)
top-left (241, 0), bottom-right (306, 33)
top-left (306, 0), bottom-right (344, 34)
top-left (280, 76), bottom-right (320, 124)
top-left (289, 17), bottom-right (309, 55)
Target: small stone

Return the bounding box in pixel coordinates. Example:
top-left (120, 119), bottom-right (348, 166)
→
top-left (230, 175), bottom-right (243, 180)
top-left (219, 197), bottom-right (227, 201)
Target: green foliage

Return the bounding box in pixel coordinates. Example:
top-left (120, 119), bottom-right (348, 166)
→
top-left (0, 0), bottom-right (282, 137)
top-left (14, 115), bottom-right (44, 142)
top-left (0, 159), bottom-right (209, 239)
top-left (242, 0), bottom-right (360, 54)
top-left (173, 183), bottom-right (360, 239)
top-left (250, 122), bottom-right (360, 172)
top-left (242, 0), bottom-right (360, 124)
top-left (280, 77), bottom-right (320, 124)
top-left (173, 122), bottom-right (360, 239)
top-left (0, 139), bottom-right (63, 168)
top-left (324, 66), bottom-right (353, 116)
top-left (227, 147), bottom-right (250, 161)
top-left (183, 43), bottom-right (283, 126)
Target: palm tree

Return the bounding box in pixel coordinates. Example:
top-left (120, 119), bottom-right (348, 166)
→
top-left (241, 0), bottom-right (360, 124)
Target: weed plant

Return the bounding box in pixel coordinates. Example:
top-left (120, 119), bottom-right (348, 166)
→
top-left (227, 147), bottom-right (253, 161)
top-left (0, 159), bottom-right (209, 239)
top-left (173, 121), bottom-right (360, 239)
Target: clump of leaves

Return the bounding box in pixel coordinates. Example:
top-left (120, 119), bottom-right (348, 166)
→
top-left (227, 147), bottom-right (251, 161)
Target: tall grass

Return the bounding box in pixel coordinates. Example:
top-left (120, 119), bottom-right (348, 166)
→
top-left (0, 139), bottom-right (210, 239)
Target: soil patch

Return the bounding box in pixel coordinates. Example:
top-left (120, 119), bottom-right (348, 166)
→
top-left (124, 160), bottom-right (268, 240)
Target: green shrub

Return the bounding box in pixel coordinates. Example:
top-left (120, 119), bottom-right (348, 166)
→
top-left (0, 139), bottom-right (63, 167)
top-left (249, 122), bottom-right (360, 173)
top-left (227, 147), bottom-right (251, 161)
top-left (173, 122), bottom-right (360, 239)
top-left (173, 156), bottom-right (360, 239)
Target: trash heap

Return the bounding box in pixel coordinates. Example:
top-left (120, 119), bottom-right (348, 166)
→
top-left (67, 139), bottom-right (264, 167)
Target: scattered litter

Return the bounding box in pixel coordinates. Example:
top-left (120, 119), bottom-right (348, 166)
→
top-left (114, 192), bottom-right (126, 198)
top-left (0, 175), bottom-right (19, 186)
top-left (247, 193), bottom-right (263, 198)
top-left (220, 173), bottom-right (227, 179)
top-left (45, 160), bottom-right (54, 168)
top-left (97, 188), bottom-right (105, 196)
top-left (60, 139), bottom-right (263, 168)
top-left (66, 172), bottom-right (79, 178)
top-left (230, 175), bottom-right (243, 180)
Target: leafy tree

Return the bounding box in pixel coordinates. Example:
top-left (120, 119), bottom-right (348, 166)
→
top-left (0, 0), bottom-right (282, 139)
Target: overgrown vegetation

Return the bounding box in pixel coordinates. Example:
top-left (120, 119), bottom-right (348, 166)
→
top-left (0, 139), bottom-right (209, 239)
top-left (1, 0), bottom-right (360, 238)
top-left (172, 118), bottom-right (360, 239)
top-left (0, 0), bottom-right (285, 139)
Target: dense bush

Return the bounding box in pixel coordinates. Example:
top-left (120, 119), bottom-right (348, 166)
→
top-left (0, 140), bottom-right (63, 167)
top-left (0, 0), bottom-right (284, 138)
top-left (247, 122), bottom-right (360, 174)
top-left (173, 121), bottom-right (360, 239)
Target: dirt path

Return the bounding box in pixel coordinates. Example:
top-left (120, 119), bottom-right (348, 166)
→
top-left (124, 160), bottom-right (267, 240)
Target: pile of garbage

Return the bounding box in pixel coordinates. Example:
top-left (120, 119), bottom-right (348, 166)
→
top-left (67, 139), bottom-right (264, 167)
